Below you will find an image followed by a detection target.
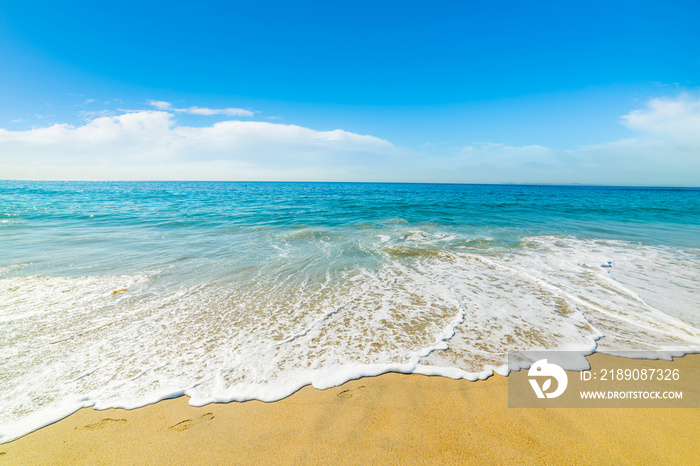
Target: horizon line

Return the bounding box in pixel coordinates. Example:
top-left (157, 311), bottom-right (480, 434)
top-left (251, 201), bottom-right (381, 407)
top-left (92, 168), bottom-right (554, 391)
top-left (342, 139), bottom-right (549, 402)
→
top-left (1, 179), bottom-right (699, 189)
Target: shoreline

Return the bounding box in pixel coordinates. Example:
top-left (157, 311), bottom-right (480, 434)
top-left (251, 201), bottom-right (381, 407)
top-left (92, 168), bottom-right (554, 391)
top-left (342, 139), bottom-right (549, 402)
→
top-left (2, 353), bottom-right (698, 464)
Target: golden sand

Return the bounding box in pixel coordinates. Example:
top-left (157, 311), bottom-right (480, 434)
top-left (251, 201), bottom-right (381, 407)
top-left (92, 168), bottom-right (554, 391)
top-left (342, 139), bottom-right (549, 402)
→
top-left (2, 354), bottom-right (698, 465)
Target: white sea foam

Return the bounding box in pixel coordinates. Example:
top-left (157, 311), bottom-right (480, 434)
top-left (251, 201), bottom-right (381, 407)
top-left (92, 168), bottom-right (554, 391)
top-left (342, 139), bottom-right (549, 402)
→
top-left (1, 234), bottom-right (699, 443)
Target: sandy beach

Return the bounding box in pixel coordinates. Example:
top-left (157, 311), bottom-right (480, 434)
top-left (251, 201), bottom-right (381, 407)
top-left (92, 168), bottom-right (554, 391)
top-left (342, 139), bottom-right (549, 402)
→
top-left (2, 353), bottom-right (698, 465)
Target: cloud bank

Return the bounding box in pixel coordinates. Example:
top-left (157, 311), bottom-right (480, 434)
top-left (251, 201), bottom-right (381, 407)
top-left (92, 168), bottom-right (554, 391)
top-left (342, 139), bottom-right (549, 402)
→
top-left (621, 94), bottom-right (700, 145)
top-left (0, 110), bottom-right (395, 181)
top-left (422, 94), bottom-right (700, 186)
top-left (0, 95), bottom-right (698, 185)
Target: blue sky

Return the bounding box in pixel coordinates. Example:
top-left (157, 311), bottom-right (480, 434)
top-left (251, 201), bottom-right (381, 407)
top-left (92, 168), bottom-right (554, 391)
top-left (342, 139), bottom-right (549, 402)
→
top-left (1, 0), bottom-right (699, 185)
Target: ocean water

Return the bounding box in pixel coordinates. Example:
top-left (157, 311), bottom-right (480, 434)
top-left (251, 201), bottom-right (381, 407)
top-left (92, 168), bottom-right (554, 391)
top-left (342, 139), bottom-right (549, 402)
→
top-left (1, 181), bottom-right (699, 442)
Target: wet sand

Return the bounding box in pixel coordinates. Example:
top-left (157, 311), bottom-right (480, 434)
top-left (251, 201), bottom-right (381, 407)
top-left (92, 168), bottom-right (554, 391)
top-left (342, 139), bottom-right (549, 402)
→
top-left (2, 353), bottom-right (698, 465)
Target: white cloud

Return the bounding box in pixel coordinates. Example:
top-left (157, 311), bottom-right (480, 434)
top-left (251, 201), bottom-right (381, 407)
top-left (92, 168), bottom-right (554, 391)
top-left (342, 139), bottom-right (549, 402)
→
top-left (1, 95), bottom-right (698, 185)
top-left (0, 110), bottom-right (395, 181)
top-left (147, 100), bottom-right (254, 117)
top-left (147, 100), bottom-right (172, 110)
top-left (621, 94), bottom-right (700, 146)
top-left (184, 106), bottom-right (254, 117)
top-left (436, 95), bottom-right (700, 186)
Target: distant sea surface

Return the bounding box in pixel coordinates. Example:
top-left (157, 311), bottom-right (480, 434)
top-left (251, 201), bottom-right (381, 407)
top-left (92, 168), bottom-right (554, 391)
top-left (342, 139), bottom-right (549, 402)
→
top-left (2, 181), bottom-right (699, 442)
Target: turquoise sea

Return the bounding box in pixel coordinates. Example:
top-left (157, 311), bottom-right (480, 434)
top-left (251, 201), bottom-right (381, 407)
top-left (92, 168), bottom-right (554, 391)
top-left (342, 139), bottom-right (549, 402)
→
top-left (1, 181), bottom-right (699, 442)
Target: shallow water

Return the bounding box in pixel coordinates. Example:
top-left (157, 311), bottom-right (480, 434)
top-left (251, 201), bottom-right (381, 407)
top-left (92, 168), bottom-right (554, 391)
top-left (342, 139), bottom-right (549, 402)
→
top-left (1, 181), bottom-right (699, 442)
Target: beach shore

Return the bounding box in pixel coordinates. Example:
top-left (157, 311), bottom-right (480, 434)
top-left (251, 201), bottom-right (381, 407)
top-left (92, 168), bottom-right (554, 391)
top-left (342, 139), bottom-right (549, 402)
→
top-left (2, 353), bottom-right (698, 465)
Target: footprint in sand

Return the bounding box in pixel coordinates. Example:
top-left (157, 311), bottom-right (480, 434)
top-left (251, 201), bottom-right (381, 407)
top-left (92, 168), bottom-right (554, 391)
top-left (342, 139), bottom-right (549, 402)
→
top-left (169, 413), bottom-right (215, 432)
top-left (337, 385), bottom-right (368, 399)
top-left (81, 418), bottom-right (127, 430)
